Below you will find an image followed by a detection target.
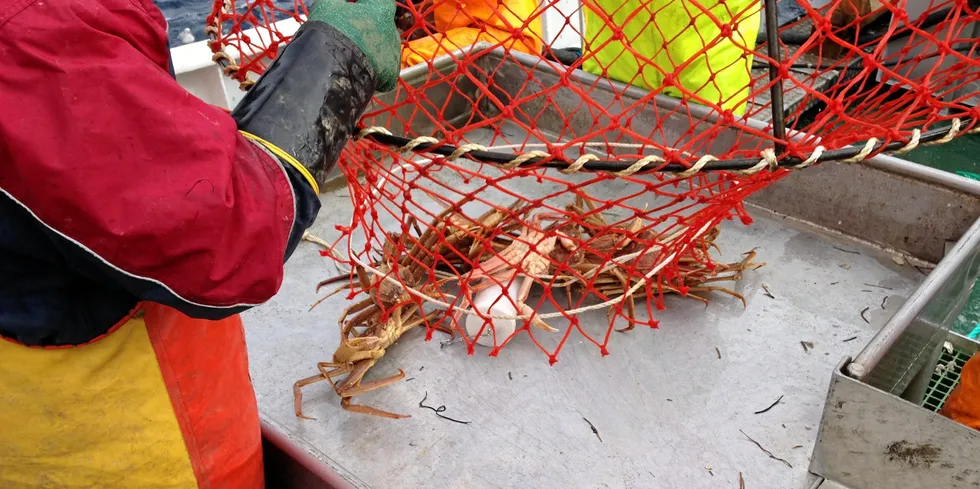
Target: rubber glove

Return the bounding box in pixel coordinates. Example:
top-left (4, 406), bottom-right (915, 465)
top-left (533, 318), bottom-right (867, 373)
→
top-left (308, 0), bottom-right (401, 92)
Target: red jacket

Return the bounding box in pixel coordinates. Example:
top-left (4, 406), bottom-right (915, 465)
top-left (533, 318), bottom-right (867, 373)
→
top-left (0, 0), bottom-right (379, 345)
top-left (0, 1), bottom-right (378, 487)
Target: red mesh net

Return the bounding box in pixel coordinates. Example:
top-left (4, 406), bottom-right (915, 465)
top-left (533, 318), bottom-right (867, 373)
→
top-left (207, 0), bottom-right (980, 362)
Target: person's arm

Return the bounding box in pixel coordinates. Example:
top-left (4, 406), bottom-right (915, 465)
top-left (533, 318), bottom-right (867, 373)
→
top-left (0, 0), bottom-right (395, 319)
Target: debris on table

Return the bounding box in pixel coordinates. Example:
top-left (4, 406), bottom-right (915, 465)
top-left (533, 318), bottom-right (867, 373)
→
top-left (761, 283), bottom-right (775, 299)
top-left (740, 429), bottom-right (793, 468)
top-left (419, 391), bottom-right (471, 424)
top-left (754, 395), bottom-right (784, 415)
top-left (583, 417), bottom-right (602, 442)
top-left (863, 283), bottom-right (893, 290)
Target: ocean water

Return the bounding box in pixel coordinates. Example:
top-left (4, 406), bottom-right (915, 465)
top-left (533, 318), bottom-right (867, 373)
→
top-left (158, 0), bottom-right (297, 47)
top-left (158, 0), bottom-right (214, 46)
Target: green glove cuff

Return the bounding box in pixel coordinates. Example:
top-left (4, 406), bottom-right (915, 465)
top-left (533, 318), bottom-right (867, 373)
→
top-left (308, 0), bottom-right (401, 92)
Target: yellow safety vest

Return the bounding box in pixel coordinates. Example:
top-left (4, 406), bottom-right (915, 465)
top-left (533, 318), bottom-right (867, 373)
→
top-left (582, 0), bottom-right (762, 115)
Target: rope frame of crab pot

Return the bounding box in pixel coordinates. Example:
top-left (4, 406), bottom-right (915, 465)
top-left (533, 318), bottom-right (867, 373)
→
top-left (355, 118), bottom-right (980, 176)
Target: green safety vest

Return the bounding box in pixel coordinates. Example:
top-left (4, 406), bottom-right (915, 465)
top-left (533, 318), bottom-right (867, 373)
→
top-left (582, 0), bottom-right (762, 115)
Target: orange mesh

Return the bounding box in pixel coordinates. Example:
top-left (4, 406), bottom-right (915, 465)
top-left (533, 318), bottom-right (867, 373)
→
top-left (207, 0), bottom-right (980, 361)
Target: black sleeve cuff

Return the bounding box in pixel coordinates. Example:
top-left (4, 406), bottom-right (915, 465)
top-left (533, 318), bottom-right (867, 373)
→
top-left (230, 21), bottom-right (378, 185)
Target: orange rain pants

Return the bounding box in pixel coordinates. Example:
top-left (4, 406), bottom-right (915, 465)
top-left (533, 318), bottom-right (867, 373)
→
top-left (402, 0), bottom-right (543, 67)
top-left (941, 353), bottom-right (980, 430)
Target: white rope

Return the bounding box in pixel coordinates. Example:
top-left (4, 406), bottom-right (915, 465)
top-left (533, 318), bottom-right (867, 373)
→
top-left (357, 126), bottom-right (393, 139)
top-left (926, 118), bottom-right (961, 146)
top-left (448, 143), bottom-right (488, 161)
top-left (353, 118), bottom-right (971, 176)
top-left (560, 153), bottom-right (599, 174)
top-left (677, 154), bottom-right (717, 177)
top-left (503, 150), bottom-right (550, 169)
top-left (400, 136), bottom-right (441, 153)
top-left (794, 145), bottom-right (824, 169)
top-left (841, 138), bottom-right (879, 164)
top-left (895, 129), bottom-right (921, 154)
top-left (609, 154), bottom-right (663, 176)
top-left (730, 148), bottom-right (778, 176)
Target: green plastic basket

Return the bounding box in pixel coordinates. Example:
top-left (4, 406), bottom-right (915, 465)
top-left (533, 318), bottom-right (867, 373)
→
top-left (922, 345), bottom-right (973, 412)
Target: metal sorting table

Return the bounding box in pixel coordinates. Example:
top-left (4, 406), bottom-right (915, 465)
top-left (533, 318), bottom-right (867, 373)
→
top-left (246, 50), bottom-right (980, 488)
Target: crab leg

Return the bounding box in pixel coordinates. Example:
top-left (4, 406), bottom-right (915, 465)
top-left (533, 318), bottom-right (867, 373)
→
top-left (293, 373), bottom-right (330, 420)
top-left (607, 268), bottom-right (636, 332)
top-left (293, 361), bottom-right (355, 420)
top-left (687, 285), bottom-right (747, 306)
top-left (341, 397), bottom-right (410, 419)
top-left (337, 362), bottom-right (410, 419)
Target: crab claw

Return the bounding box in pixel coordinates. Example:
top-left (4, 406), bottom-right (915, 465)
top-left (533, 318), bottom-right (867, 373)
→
top-left (556, 230), bottom-right (577, 252)
top-left (519, 303), bottom-right (558, 332)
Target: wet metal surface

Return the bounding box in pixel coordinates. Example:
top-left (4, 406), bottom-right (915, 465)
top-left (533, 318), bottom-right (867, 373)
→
top-left (243, 185), bottom-right (923, 489)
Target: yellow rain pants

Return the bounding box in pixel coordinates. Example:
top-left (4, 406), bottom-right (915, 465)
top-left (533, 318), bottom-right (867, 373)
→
top-left (0, 304), bottom-right (262, 489)
top-left (582, 0), bottom-right (761, 114)
top-left (402, 0), bottom-right (543, 67)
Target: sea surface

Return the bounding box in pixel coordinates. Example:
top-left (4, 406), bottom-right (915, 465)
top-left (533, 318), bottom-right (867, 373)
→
top-left (158, 0), bottom-right (296, 47)
top-left (157, 0), bottom-right (214, 46)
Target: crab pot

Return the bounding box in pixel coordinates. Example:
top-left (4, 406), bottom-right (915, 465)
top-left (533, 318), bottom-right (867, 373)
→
top-left (240, 47), bottom-right (980, 489)
top-left (338, 48), bottom-right (788, 360)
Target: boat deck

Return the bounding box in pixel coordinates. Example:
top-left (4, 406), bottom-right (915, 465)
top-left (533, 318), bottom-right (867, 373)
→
top-left (243, 183), bottom-right (924, 489)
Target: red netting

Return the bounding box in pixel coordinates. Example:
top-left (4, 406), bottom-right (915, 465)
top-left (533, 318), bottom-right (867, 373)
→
top-left (207, 0), bottom-right (980, 364)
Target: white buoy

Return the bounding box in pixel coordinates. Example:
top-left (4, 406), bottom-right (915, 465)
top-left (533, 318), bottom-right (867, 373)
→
top-left (464, 279), bottom-right (523, 347)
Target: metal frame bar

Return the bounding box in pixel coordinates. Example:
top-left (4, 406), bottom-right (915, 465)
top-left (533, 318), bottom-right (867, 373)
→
top-left (763, 0), bottom-right (787, 156)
